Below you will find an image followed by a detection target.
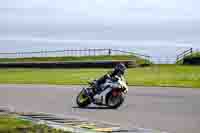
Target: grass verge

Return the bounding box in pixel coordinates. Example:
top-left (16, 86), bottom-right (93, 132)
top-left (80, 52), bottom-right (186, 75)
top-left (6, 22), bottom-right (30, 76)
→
top-left (0, 115), bottom-right (69, 133)
top-left (0, 65), bottom-right (200, 88)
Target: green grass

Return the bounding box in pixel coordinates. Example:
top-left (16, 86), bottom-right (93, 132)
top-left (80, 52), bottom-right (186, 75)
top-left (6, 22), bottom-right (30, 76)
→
top-left (0, 55), bottom-right (150, 65)
top-left (127, 65), bottom-right (200, 88)
top-left (0, 115), bottom-right (32, 130)
top-left (0, 65), bottom-right (200, 88)
top-left (177, 52), bottom-right (200, 64)
top-left (185, 52), bottom-right (200, 59)
top-left (0, 115), bottom-right (69, 133)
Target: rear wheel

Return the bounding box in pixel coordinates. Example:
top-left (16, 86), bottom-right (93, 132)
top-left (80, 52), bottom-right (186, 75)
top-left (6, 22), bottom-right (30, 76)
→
top-left (76, 89), bottom-right (91, 108)
top-left (106, 91), bottom-right (124, 109)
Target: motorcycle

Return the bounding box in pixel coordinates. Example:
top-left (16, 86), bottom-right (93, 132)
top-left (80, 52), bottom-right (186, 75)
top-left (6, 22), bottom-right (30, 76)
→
top-left (76, 76), bottom-right (128, 109)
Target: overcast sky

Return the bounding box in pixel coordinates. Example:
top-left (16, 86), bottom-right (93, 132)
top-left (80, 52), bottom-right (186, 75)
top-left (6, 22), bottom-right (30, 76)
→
top-left (0, 0), bottom-right (200, 57)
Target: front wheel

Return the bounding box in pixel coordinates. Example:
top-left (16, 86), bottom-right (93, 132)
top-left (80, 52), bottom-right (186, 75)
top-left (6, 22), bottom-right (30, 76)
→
top-left (76, 89), bottom-right (91, 108)
top-left (106, 92), bottom-right (125, 109)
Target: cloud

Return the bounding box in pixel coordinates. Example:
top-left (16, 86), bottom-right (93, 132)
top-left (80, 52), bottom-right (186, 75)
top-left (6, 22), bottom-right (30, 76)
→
top-left (0, 0), bottom-right (200, 50)
top-left (1, 0), bottom-right (200, 20)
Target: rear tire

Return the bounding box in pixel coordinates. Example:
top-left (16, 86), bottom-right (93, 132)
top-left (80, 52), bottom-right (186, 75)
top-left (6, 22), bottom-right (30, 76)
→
top-left (76, 90), bottom-right (91, 108)
top-left (106, 92), bottom-right (124, 109)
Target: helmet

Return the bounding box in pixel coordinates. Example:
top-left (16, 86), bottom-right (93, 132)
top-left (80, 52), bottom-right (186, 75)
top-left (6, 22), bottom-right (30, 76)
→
top-left (114, 63), bottom-right (126, 75)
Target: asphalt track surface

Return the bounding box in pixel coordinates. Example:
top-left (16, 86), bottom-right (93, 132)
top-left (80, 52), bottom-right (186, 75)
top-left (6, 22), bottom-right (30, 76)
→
top-left (0, 84), bottom-right (200, 133)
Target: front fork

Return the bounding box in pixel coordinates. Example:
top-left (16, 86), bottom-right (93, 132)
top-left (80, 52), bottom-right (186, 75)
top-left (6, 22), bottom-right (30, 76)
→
top-left (83, 88), bottom-right (95, 102)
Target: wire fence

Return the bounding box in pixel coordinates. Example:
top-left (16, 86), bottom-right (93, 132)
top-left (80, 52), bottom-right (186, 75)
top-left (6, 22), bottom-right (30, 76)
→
top-left (0, 48), bottom-right (198, 64)
top-left (0, 49), bottom-right (109, 58)
top-left (0, 48), bottom-right (151, 60)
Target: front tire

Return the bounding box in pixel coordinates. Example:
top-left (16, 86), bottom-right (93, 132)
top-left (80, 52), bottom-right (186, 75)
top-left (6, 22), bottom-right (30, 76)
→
top-left (76, 90), bottom-right (91, 108)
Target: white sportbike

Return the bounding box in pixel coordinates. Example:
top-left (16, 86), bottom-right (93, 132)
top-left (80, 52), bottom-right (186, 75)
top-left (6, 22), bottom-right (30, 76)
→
top-left (76, 76), bottom-right (128, 109)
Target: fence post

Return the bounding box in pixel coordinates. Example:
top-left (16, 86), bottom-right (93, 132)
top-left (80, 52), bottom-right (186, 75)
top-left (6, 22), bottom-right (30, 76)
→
top-left (190, 48), bottom-right (193, 54)
top-left (93, 49), bottom-right (96, 56)
top-left (108, 49), bottom-right (111, 56)
top-left (88, 49), bottom-right (90, 56)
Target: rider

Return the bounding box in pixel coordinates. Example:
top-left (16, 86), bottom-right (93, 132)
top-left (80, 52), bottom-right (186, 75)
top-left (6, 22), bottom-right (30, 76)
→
top-left (94, 63), bottom-right (127, 93)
